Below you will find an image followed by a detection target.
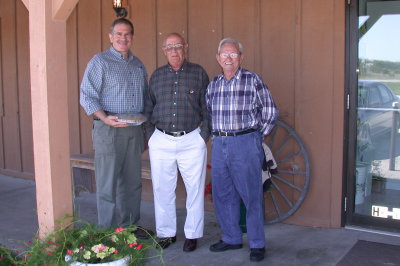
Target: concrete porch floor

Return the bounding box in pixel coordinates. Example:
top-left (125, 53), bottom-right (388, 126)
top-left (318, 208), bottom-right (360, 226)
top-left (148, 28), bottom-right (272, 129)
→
top-left (1, 174), bottom-right (400, 265)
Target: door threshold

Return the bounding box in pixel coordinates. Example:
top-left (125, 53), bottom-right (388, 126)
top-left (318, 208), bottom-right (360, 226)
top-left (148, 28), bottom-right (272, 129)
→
top-left (345, 225), bottom-right (400, 238)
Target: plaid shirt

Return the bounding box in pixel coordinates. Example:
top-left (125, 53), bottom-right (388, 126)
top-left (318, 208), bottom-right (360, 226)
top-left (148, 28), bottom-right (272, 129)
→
top-left (206, 68), bottom-right (279, 136)
top-left (80, 46), bottom-right (148, 115)
top-left (144, 60), bottom-right (210, 140)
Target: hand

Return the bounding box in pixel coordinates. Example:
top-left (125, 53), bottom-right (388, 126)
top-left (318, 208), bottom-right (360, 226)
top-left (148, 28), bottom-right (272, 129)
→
top-left (102, 115), bottom-right (128, 128)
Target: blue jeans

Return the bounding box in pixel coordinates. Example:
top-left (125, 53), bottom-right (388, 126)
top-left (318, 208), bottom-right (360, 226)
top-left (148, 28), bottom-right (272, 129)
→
top-left (211, 131), bottom-right (266, 248)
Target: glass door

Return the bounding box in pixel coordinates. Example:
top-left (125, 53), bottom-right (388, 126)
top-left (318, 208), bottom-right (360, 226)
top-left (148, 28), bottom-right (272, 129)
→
top-left (349, 0), bottom-right (400, 230)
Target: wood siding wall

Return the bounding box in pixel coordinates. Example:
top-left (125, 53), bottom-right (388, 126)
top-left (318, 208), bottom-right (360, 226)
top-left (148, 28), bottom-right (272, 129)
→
top-left (0, 0), bottom-right (33, 179)
top-left (0, 0), bottom-right (345, 228)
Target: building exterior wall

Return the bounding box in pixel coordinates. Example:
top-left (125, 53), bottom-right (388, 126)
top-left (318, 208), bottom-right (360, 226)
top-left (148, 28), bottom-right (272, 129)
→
top-left (0, 0), bottom-right (345, 228)
top-left (0, 0), bottom-right (33, 179)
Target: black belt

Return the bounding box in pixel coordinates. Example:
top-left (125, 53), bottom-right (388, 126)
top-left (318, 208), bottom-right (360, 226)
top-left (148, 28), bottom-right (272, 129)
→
top-left (156, 127), bottom-right (187, 137)
top-left (212, 128), bottom-right (256, 137)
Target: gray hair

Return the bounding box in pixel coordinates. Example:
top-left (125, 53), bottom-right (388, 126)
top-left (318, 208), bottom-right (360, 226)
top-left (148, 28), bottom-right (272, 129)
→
top-left (217, 38), bottom-right (243, 54)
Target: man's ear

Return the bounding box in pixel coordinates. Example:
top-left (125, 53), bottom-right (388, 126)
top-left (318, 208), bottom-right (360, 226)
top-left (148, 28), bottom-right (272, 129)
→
top-left (239, 54), bottom-right (244, 63)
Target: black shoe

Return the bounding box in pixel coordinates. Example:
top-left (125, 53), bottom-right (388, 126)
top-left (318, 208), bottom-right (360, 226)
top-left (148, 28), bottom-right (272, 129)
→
top-left (155, 236), bottom-right (177, 249)
top-left (132, 226), bottom-right (154, 240)
top-left (209, 240), bottom-right (243, 252)
top-left (250, 247), bottom-right (265, 262)
top-left (183, 238), bottom-right (197, 252)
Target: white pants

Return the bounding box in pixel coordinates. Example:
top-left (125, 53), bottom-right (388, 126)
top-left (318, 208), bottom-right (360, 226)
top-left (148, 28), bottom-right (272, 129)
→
top-left (149, 127), bottom-right (207, 239)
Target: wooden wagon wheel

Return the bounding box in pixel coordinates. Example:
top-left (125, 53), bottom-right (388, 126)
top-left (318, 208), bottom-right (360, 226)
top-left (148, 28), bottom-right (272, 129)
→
top-left (263, 120), bottom-right (311, 224)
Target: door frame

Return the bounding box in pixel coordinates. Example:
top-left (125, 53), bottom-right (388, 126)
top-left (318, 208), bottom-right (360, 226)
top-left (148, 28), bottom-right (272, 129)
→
top-left (345, 0), bottom-right (400, 231)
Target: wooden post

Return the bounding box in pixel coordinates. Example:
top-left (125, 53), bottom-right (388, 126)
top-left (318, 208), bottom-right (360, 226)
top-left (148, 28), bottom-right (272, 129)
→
top-left (28, 0), bottom-right (78, 236)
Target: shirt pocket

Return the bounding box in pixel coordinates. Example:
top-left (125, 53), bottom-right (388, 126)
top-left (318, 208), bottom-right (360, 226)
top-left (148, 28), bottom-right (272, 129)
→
top-left (184, 87), bottom-right (201, 107)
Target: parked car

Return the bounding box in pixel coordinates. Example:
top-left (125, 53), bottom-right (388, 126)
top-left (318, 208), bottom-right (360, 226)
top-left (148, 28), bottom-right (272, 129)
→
top-left (357, 80), bottom-right (400, 139)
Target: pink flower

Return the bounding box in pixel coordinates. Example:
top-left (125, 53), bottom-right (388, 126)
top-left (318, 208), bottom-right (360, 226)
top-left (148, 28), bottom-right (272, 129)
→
top-left (115, 227), bottom-right (125, 233)
top-left (89, 234), bottom-right (93, 238)
top-left (114, 249), bottom-right (119, 254)
top-left (129, 242), bottom-right (138, 248)
top-left (136, 244), bottom-right (143, 250)
top-left (67, 249), bottom-right (73, 255)
top-left (207, 164), bottom-right (212, 169)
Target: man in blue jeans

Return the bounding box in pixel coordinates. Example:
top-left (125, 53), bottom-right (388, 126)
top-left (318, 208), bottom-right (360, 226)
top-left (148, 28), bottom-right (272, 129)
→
top-left (206, 38), bottom-right (279, 262)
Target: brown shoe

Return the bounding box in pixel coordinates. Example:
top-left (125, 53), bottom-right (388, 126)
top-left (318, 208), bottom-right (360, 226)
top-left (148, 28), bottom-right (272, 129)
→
top-left (155, 236), bottom-right (177, 249)
top-left (132, 226), bottom-right (154, 240)
top-left (183, 238), bottom-right (197, 252)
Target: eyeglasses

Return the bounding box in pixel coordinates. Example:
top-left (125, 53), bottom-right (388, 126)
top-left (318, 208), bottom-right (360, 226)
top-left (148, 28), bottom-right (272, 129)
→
top-left (163, 43), bottom-right (184, 52)
top-left (219, 53), bottom-right (239, 59)
top-left (113, 32), bottom-right (133, 38)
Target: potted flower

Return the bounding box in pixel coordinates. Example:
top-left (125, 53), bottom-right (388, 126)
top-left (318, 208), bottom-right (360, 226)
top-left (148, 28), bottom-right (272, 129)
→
top-left (6, 217), bottom-right (159, 265)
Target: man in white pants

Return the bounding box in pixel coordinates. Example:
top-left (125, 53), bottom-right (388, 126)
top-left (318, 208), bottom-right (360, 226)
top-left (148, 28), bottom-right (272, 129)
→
top-left (144, 32), bottom-right (210, 252)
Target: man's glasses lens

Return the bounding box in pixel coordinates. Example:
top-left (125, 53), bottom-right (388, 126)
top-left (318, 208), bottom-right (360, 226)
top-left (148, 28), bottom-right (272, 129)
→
top-left (164, 44), bottom-right (184, 51)
top-left (220, 53), bottom-right (239, 58)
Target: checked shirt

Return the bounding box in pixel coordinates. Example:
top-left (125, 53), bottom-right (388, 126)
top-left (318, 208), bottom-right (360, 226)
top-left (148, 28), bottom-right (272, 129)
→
top-left (206, 68), bottom-right (279, 136)
top-left (144, 60), bottom-right (210, 140)
top-left (80, 46), bottom-right (148, 115)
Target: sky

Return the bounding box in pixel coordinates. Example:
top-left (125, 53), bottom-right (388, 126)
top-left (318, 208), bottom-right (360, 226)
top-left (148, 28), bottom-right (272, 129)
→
top-left (359, 14), bottom-right (400, 62)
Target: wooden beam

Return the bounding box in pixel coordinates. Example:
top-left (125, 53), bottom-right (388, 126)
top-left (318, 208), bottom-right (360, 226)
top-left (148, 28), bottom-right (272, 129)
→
top-left (29, 0), bottom-right (72, 235)
top-left (52, 0), bottom-right (79, 20)
top-left (21, 0), bottom-right (29, 10)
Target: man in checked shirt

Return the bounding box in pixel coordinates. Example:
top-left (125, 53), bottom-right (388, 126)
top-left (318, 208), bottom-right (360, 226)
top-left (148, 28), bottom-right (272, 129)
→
top-left (206, 38), bottom-right (279, 262)
top-left (144, 33), bottom-right (210, 252)
top-left (80, 18), bottom-right (153, 238)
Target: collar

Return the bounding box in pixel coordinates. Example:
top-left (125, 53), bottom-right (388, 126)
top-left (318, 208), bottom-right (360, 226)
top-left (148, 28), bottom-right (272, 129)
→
top-left (218, 67), bottom-right (242, 81)
top-left (109, 46), bottom-right (132, 61)
top-left (167, 60), bottom-right (187, 72)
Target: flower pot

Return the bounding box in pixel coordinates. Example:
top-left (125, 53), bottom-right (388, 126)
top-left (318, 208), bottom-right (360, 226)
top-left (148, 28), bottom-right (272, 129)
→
top-left (65, 255), bottom-right (130, 266)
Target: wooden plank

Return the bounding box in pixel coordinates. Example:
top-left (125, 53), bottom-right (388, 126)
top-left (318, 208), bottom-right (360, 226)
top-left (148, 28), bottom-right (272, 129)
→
top-left (260, 0), bottom-right (296, 121)
top-left (70, 153), bottom-right (95, 170)
top-left (1, 0), bottom-right (22, 171)
top-left (101, 0), bottom-right (116, 51)
top-left (156, 0), bottom-right (187, 67)
top-left (77, 0), bottom-right (102, 154)
top-left (16, 0), bottom-right (34, 174)
top-left (131, 0), bottom-right (157, 74)
top-left (70, 152), bottom-right (152, 195)
top-left (67, 9), bottom-right (81, 155)
top-left (188, 0), bottom-right (222, 78)
top-left (70, 153), bottom-right (151, 179)
top-left (222, 0), bottom-right (260, 73)
top-left (0, 16), bottom-right (4, 169)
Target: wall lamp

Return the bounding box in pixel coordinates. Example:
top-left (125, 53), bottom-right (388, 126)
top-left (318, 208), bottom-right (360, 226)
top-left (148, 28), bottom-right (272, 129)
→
top-left (113, 0), bottom-right (128, 18)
